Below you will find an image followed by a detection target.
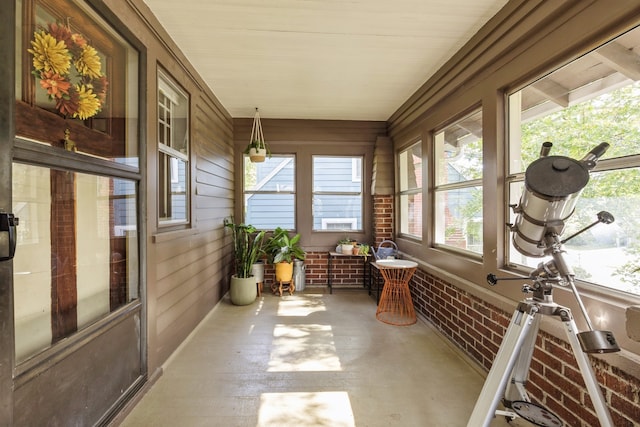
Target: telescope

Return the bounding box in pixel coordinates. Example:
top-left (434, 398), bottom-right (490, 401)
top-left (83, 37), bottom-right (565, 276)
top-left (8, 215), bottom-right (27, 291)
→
top-left (510, 141), bottom-right (610, 258)
top-left (469, 141), bottom-right (620, 427)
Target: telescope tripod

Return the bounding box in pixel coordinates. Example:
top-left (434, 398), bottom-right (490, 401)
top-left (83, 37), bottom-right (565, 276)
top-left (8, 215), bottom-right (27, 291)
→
top-left (467, 279), bottom-right (619, 427)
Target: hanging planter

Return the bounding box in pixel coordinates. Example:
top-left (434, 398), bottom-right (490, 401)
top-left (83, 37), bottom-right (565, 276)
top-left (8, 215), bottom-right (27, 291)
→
top-left (244, 108), bottom-right (270, 163)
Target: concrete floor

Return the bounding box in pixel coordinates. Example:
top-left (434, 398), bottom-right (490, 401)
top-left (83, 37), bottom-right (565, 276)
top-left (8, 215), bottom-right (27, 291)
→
top-left (117, 288), bottom-right (531, 427)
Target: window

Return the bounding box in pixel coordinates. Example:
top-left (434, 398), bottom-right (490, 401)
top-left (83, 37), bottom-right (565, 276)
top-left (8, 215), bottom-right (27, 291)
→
top-left (244, 155), bottom-right (296, 229)
top-left (434, 109), bottom-right (483, 255)
top-left (13, 0), bottom-right (140, 362)
top-left (158, 71), bottom-right (189, 225)
top-left (12, 165), bottom-right (139, 362)
top-left (17, 0), bottom-right (139, 162)
top-left (313, 156), bottom-right (363, 231)
top-left (398, 142), bottom-right (423, 238)
top-left (507, 26), bottom-right (640, 295)
top-left (321, 218), bottom-right (358, 230)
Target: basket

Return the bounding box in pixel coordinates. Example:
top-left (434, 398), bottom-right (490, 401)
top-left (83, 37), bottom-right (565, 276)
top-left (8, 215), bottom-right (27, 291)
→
top-left (374, 240), bottom-right (398, 260)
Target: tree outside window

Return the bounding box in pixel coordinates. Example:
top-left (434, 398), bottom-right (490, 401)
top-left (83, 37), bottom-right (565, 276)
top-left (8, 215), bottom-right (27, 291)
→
top-left (434, 110), bottom-right (483, 255)
top-left (399, 142), bottom-right (422, 238)
top-left (507, 26), bottom-right (640, 295)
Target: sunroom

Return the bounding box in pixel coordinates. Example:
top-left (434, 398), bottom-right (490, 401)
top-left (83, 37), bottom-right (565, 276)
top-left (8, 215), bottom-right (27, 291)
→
top-left (2, 0), bottom-right (640, 425)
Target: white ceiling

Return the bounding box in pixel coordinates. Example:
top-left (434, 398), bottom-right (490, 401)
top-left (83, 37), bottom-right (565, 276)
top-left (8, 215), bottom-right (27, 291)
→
top-left (142, 0), bottom-right (508, 120)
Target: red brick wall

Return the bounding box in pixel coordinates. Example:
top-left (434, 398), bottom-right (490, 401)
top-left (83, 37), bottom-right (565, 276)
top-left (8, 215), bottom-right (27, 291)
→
top-left (262, 252), bottom-right (368, 289)
top-left (323, 253), bottom-right (368, 287)
top-left (373, 194), bottom-right (393, 245)
top-left (260, 195), bottom-right (393, 290)
top-left (303, 252), bottom-right (327, 286)
top-left (410, 268), bottom-right (640, 426)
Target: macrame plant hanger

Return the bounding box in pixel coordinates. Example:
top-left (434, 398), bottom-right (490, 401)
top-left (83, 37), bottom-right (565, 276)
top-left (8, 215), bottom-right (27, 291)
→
top-left (249, 108), bottom-right (267, 162)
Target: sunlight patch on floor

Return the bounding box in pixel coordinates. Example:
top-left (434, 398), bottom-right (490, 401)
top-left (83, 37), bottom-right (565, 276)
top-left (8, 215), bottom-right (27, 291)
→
top-left (276, 295), bottom-right (327, 316)
top-left (258, 391), bottom-right (355, 427)
top-left (268, 324), bottom-right (342, 372)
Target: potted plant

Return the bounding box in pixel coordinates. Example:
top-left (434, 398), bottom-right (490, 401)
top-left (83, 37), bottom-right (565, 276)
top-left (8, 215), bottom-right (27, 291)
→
top-left (338, 237), bottom-right (354, 255)
top-left (244, 138), bottom-right (271, 162)
top-left (245, 108), bottom-right (271, 162)
top-left (266, 227), bottom-right (305, 284)
top-left (359, 243), bottom-right (370, 257)
top-left (224, 218), bottom-right (266, 305)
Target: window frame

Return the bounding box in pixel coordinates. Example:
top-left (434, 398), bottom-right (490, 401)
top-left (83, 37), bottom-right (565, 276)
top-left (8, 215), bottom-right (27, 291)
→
top-left (235, 130), bottom-right (375, 249)
top-left (397, 140), bottom-right (423, 240)
top-left (312, 155), bottom-right (364, 232)
top-left (432, 108), bottom-right (484, 257)
top-left (505, 37), bottom-right (640, 296)
top-left (157, 68), bottom-right (190, 227)
top-left (242, 153), bottom-right (297, 230)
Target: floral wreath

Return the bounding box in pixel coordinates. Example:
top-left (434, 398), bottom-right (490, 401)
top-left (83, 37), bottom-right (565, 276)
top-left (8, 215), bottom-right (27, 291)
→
top-left (28, 22), bottom-right (108, 120)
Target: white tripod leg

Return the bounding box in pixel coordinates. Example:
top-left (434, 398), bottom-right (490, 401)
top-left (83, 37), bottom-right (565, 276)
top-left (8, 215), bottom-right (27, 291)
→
top-left (467, 307), bottom-right (539, 427)
top-left (563, 318), bottom-right (614, 427)
top-left (504, 312), bottom-right (540, 404)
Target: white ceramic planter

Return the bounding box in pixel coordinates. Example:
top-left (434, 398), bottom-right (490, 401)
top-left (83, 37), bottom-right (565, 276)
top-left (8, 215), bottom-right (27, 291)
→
top-left (341, 244), bottom-right (354, 254)
top-left (251, 261), bottom-right (265, 283)
top-left (249, 147), bottom-right (266, 162)
top-left (230, 275), bottom-right (257, 305)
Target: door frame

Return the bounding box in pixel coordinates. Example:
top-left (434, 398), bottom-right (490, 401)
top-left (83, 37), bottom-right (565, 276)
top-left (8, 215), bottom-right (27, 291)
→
top-left (0, 1), bottom-right (17, 424)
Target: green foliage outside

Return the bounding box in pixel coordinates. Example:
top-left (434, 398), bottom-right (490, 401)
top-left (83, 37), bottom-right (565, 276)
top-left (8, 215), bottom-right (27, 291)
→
top-left (519, 82), bottom-right (640, 293)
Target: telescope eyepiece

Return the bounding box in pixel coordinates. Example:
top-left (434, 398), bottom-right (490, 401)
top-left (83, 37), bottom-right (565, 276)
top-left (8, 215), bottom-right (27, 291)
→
top-left (597, 211), bottom-right (615, 224)
top-left (539, 141), bottom-right (553, 157)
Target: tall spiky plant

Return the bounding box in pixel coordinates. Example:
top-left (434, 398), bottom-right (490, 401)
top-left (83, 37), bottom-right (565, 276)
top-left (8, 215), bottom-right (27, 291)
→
top-left (224, 219), bottom-right (266, 278)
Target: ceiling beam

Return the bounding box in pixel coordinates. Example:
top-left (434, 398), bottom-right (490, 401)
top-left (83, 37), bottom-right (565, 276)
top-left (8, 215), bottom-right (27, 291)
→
top-left (592, 42), bottom-right (640, 81)
top-left (529, 79), bottom-right (569, 107)
top-left (457, 121), bottom-right (483, 139)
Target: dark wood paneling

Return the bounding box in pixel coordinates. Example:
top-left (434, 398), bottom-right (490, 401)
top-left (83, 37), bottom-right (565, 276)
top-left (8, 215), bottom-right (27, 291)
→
top-left (234, 118), bottom-right (387, 145)
top-left (13, 311), bottom-right (142, 426)
top-left (152, 74), bottom-right (234, 366)
top-left (91, 0), bottom-right (236, 376)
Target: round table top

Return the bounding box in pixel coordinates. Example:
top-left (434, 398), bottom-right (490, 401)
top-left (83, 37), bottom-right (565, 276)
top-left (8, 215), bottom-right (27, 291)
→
top-left (374, 259), bottom-right (418, 268)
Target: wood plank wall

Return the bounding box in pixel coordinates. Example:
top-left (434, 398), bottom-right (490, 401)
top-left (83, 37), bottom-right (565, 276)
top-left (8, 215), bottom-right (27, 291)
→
top-left (105, 0), bottom-right (235, 373)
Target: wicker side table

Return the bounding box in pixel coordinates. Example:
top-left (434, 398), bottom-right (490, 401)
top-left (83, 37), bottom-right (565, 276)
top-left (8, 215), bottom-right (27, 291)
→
top-left (374, 260), bottom-right (418, 326)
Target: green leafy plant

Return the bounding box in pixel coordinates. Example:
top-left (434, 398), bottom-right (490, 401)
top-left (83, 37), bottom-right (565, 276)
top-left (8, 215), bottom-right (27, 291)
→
top-left (243, 138), bottom-right (271, 158)
top-left (224, 218), bottom-right (266, 278)
top-left (266, 227), bottom-right (305, 264)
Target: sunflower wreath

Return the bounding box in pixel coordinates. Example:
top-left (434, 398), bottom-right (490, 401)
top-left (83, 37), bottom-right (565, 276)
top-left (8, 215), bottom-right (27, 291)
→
top-left (28, 22), bottom-right (108, 120)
